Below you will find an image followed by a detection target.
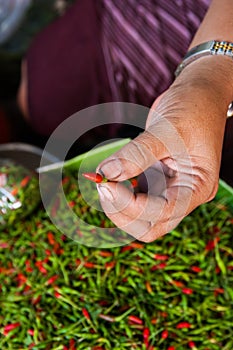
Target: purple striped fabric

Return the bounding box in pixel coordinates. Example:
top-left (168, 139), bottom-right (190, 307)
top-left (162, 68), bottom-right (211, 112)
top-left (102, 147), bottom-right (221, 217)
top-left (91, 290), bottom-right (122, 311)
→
top-left (25, 0), bottom-right (211, 135)
top-left (100, 0), bottom-right (211, 107)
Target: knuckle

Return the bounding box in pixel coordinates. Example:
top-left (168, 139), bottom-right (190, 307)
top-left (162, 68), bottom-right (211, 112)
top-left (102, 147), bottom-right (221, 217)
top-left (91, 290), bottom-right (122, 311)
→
top-left (125, 140), bottom-right (150, 168)
top-left (192, 166), bottom-right (219, 203)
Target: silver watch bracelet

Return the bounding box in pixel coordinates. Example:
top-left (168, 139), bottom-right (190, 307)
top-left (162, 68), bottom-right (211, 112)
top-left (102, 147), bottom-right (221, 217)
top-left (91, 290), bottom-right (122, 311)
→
top-left (175, 40), bottom-right (233, 118)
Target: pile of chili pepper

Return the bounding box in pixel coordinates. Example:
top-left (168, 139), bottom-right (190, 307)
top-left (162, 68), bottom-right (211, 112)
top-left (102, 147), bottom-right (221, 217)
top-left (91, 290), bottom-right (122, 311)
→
top-left (0, 170), bottom-right (232, 349)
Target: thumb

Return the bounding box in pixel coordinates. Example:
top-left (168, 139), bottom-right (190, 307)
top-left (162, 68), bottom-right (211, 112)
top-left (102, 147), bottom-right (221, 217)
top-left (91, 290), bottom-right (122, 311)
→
top-left (96, 131), bottom-right (168, 181)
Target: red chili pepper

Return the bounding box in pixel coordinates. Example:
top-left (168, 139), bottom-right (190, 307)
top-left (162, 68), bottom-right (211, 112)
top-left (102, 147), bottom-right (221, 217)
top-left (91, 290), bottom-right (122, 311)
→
top-left (82, 172), bottom-right (104, 183)
top-left (167, 347), bottom-right (176, 350)
top-left (35, 261), bottom-right (47, 274)
top-left (54, 290), bottom-right (62, 299)
top-left (45, 249), bottom-right (52, 256)
top-left (23, 284), bottom-right (31, 293)
top-left (57, 248), bottom-right (64, 255)
top-left (151, 262), bottom-right (167, 271)
top-left (47, 232), bottom-right (55, 245)
top-left (143, 327), bottom-right (150, 340)
top-left (188, 341), bottom-right (196, 348)
top-left (84, 262), bottom-right (96, 268)
top-left (182, 288), bottom-right (193, 295)
top-left (69, 201), bottom-right (76, 208)
top-left (39, 266), bottom-right (47, 274)
top-left (214, 288), bottom-right (224, 297)
top-left (105, 261), bottom-right (116, 269)
top-left (171, 280), bottom-right (185, 288)
top-left (191, 266), bottom-right (202, 273)
top-left (143, 327), bottom-right (150, 348)
top-left (3, 322), bottom-right (20, 335)
top-left (151, 318), bottom-right (157, 324)
top-left (130, 178), bottom-right (139, 188)
top-left (161, 330), bottom-right (169, 339)
top-left (99, 250), bottom-right (113, 257)
top-left (27, 329), bottom-right (34, 336)
top-left (129, 242), bottom-right (144, 249)
top-left (69, 339), bottom-right (76, 350)
top-left (17, 273), bottom-right (27, 286)
top-left (205, 237), bottom-right (220, 251)
top-left (46, 275), bottom-right (59, 285)
top-left (42, 257), bottom-right (49, 264)
top-left (121, 245), bottom-right (134, 252)
top-left (82, 307), bottom-right (90, 320)
top-left (20, 175), bottom-right (30, 187)
top-left (154, 254), bottom-right (169, 261)
top-left (11, 187), bottom-right (18, 196)
top-left (31, 295), bottom-right (41, 305)
top-left (25, 260), bottom-right (33, 273)
top-left (176, 322), bottom-right (191, 329)
top-left (128, 315), bottom-right (144, 325)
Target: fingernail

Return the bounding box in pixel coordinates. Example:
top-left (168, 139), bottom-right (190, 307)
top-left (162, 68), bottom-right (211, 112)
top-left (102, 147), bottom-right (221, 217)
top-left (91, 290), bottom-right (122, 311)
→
top-left (97, 185), bottom-right (114, 201)
top-left (99, 159), bottom-right (122, 180)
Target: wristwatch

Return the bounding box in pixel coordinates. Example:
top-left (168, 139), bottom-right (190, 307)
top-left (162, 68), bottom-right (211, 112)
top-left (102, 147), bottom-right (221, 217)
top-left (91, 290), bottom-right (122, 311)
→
top-left (175, 40), bottom-right (233, 77)
top-left (175, 40), bottom-right (233, 117)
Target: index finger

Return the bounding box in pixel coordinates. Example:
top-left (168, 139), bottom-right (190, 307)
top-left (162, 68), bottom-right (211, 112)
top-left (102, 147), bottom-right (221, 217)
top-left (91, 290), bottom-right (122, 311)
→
top-left (97, 180), bottom-right (193, 242)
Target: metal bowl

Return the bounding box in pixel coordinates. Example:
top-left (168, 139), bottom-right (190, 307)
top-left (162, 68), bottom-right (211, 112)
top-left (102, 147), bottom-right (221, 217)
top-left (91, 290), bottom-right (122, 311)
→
top-left (0, 142), bottom-right (60, 171)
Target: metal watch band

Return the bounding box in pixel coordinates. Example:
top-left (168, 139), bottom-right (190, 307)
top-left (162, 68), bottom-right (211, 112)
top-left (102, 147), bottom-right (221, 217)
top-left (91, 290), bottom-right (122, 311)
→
top-left (175, 40), bottom-right (233, 117)
top-left (175, 40), bottom-right (233, 77)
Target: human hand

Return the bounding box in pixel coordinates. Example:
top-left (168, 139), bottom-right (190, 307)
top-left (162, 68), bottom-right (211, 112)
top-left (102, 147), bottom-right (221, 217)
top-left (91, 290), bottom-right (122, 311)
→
top-left (96, 57), bottom-right (233, 242)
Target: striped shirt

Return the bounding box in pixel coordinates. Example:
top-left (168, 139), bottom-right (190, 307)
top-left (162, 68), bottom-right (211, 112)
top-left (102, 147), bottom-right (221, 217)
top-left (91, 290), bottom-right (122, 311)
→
top-left (100, 0), bottom-right (211, 107)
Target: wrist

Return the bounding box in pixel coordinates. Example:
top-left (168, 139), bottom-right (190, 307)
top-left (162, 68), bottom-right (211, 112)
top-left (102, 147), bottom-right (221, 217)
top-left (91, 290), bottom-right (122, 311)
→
top-left (173, 55), bottom-right (233, 116)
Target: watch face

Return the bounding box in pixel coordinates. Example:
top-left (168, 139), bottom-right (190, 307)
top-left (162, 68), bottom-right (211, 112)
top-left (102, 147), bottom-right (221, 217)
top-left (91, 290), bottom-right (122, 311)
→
top-left (0, 0), bottom-right (31, 44)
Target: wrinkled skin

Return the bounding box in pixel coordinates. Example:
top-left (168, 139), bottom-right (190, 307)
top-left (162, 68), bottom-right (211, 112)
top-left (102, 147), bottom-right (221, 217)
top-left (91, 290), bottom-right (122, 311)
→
top-left (97, 57), bottom-right (233, 242)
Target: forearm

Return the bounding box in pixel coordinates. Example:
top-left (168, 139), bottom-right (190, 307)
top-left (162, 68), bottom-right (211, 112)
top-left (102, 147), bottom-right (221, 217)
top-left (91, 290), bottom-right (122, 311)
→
top-left (175, 0), bottom-right (233, 108)
top-left (190, 0), bottom-right (233, 47)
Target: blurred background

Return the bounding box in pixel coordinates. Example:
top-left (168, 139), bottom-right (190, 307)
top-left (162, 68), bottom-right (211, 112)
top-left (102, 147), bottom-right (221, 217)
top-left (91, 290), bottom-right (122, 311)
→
top-left (0, 0), bottom-right (74, 146)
